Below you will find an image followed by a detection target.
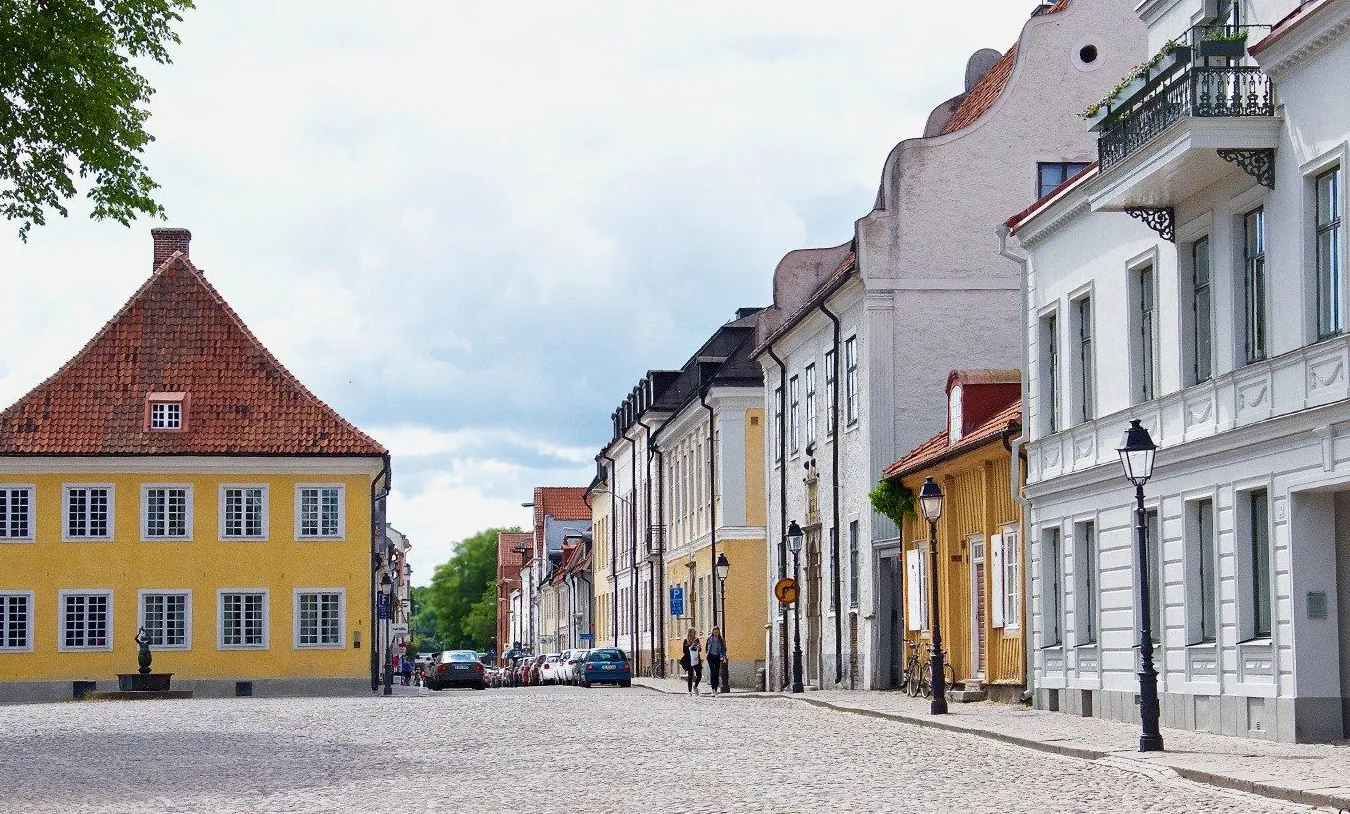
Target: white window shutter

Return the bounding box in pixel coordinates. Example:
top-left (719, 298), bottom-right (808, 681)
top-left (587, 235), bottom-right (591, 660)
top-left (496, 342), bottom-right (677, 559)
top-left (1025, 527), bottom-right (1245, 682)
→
top-left (991, 533), bottom-right (1005, 628)
top-left (906, 549), bottom-right (923, 631)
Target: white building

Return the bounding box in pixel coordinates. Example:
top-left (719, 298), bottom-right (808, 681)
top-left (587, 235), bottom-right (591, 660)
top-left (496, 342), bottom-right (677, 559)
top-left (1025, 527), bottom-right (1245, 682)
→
top-left (1007, 0), bottom-right (1350, 742)
top-left (754, 0), bottom-right (1146, 691)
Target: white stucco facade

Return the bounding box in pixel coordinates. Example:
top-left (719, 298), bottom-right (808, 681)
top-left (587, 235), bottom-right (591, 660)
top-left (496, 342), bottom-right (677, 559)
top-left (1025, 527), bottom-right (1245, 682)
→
top-left (1010, 0), bottom-right (1350, 742)
top-left (756, 0), bottom-right (1147, 692)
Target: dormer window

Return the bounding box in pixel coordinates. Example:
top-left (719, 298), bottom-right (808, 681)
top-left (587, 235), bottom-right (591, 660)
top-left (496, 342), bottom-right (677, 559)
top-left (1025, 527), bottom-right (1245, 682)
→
top-left (145, 392), bottom-right (187, 431)
top-left (948, 383), bottom-right (964, 443)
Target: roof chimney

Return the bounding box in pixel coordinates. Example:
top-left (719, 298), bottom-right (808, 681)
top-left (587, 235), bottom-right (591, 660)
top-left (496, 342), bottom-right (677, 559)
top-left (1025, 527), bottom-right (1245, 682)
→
top-left (151, 227), bottom-right (191, 270)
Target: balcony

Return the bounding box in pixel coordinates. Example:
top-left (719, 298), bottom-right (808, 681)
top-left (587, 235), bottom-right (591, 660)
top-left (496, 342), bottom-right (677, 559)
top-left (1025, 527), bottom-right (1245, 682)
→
top-left (1087, 27), bottom-right (1279, 220)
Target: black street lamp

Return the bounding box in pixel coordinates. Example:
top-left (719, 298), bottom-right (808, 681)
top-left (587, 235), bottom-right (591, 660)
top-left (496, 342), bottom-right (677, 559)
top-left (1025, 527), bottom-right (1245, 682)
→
top-left (715, 552), bottom-right (731, 693)
top-left (786, 520), bottom-right (804, 694)
top-left (380, 572), bottom-right (394, 697)
top-left (1118, 418), bottom-right (1163, 752)
top-left (918, 477), bottom-right (947, 715)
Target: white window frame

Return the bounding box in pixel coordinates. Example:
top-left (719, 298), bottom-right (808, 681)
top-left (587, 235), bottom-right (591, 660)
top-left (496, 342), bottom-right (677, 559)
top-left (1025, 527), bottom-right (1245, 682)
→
top-left (844, 335), bottom-right (859, 425)
top-left (149, 401), bottom-right (182, 430)
top-left (1039, 526), bottom-right (1063, 648)
top-left (62, 484), bottom-right (114, 542)
top-left (57, 589), bottom-right (113, 652)
top-left (0, 591), bottom-right (35, 652)
top-left (1304, 146), bottom-right (1348, 344)
top-left (0, 484), bottom-right (36, 542)
top-left (772, 385), bottom-right (783, 464)
top-left (1130, 254), bottom-right (1161, 405)
top-left (293, 588), bottom-right (346, 649)
top-left (138, 589), bottom-right (192, 651)
top-left (219, 484), bottom-right (269, 541)
top-left (1068, 286), bottom-right (1095, 426)
top-left (1073, 520), bottom-right (1098, 646)
top-left (1183, 494), bottom-right (1218, 646)
top-left (141, 484), bottom-right (193, 541)
top-left (217, 589), bottom-right (270, 650)
top-left (788, 375), bottom-right (801, 455)
top-left (804, 363), bottom-right (817, 445)
top-left (1001, 524), bottom-right (1021, 633)
top-left (1037, 304), bottom-right (1061, 436)
top-left (824, 349), bottom-right (837, 434)
top-left (295, 484), bottom-right (346, 540)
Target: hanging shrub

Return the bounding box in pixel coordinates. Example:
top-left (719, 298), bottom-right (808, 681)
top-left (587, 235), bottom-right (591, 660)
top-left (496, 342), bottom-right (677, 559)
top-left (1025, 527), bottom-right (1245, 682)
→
top-left (870, 478), bottom-right (915, 526)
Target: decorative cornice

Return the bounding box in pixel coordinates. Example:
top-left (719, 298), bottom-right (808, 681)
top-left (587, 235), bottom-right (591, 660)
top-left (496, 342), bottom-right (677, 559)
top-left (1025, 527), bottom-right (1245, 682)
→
top-left (1255, 0), bottom-right (1350, 81)
top-left (1014, 198), bottom-right (1093, 248)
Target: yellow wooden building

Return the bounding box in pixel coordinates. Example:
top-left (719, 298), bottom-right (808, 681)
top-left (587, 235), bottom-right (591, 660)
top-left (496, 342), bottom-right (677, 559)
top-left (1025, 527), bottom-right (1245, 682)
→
top-left (0, 229), bottom-right (390, 701)
top-left (885, 370), bottom-right (1025, 702)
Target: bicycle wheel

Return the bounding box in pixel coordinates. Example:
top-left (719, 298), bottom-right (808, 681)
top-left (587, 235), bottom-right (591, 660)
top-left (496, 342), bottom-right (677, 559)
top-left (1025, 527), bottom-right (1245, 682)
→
top-left (905, 667), bottom-right (921, 698)
top-left (944, 662), bottom-right (957, 694)
top-left (918, 660), bottom-right (932, 698)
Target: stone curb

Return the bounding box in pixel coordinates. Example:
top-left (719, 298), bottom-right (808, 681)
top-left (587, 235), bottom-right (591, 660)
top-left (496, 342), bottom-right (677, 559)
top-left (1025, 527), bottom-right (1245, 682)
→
top-left (633, 680), bottom-right (1350, 810)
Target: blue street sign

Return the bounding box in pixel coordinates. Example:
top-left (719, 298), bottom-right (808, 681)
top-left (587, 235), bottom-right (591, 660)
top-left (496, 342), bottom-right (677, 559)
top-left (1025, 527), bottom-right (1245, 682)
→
top-left (579, 633), bottom-right (595, 641)
top-left (377, 593), bottom-right (390, 620)
top-left (670, 586), bottom-right (685, 617)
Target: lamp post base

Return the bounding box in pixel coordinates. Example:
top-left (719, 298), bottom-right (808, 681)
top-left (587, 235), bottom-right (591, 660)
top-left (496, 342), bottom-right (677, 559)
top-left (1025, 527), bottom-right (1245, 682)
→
top-left (1139, 734), bottom-right (1164, 752)
top-left (791, 650), bottom-right (804, 694)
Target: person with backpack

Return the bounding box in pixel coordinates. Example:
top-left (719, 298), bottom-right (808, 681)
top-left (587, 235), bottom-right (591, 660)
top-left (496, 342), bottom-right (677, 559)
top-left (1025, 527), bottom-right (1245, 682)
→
top-left (680, 628), bottom-right (703, 696)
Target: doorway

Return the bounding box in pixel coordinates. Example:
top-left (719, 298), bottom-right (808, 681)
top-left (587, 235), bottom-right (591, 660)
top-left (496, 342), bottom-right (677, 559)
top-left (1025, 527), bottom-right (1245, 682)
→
top-left (971, 535), bottom-right (987, 681)
top-left (877, 551), bottom-right (903, 688)
top-left (806, 529), bottom-right (822, 687)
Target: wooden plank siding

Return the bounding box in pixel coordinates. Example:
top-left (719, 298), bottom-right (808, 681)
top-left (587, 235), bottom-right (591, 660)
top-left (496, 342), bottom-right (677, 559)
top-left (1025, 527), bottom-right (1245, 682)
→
top-left (901, 446), bottom-right (1026, 689)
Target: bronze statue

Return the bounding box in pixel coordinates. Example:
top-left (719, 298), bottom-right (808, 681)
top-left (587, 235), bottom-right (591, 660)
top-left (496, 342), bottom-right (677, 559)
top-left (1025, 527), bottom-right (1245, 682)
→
top-left (135, 627), bottom-right (152, 675)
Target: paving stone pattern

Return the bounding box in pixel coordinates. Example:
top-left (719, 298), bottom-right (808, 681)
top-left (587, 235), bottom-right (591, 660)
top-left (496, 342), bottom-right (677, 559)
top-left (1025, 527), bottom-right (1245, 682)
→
top-left (0, 687), bottom-right (1326, 813)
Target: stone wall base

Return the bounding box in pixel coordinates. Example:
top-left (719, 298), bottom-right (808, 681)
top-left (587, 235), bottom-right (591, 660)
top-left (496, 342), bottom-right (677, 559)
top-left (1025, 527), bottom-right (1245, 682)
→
top-left (1, 677), bottom-right (370, 705)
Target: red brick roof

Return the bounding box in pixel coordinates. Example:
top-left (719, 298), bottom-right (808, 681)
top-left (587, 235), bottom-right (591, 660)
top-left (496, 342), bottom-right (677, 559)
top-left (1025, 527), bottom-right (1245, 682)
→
top-left (939, 0), bottom-right (1072, 135)
top-left (0, 250), bottom-right (385, 457)
top-left (884, 400), bottom-right (1021, 479)
top-left (533, 486), bottom-right (591, 526)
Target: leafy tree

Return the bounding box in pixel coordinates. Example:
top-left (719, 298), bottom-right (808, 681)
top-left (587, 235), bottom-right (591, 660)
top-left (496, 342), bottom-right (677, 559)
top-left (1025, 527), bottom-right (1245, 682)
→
top-left (1, 0), bottom-right (194, 239)
top-left (424, 527), bottom-right (518, 651)
top-left (408, 585), bottom-right (443, 653)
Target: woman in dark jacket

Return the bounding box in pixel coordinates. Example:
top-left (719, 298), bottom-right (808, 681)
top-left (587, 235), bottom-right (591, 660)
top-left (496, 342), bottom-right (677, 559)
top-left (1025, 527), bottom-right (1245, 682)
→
top-left (680, 627), bottom-right (703, 696)
top-left (706, 626), bottom-right (726, 694)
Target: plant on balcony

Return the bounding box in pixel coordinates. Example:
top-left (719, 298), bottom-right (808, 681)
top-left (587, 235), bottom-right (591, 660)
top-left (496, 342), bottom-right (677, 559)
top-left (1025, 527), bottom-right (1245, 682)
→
top-left (1199, 28), bottom-right (1248, 58)
top-left (869, 478), bottom-right (915, 526)
top-left (1080, 37), bottom-right (1188, 122)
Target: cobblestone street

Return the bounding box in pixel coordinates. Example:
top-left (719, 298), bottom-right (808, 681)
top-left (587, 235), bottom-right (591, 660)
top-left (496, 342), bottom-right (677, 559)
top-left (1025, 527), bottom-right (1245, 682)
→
top-left (0, 686), bottom-right (1330, 813)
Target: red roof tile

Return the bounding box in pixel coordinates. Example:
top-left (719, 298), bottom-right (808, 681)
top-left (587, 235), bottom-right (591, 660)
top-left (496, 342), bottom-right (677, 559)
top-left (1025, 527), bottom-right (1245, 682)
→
top-left (532, 486), bottom-right (592, 526)
top-left (884, 400), bottom-right (1021, 479)
top-left (0, 250), bottom-right (384, 457)
top-left (1005, 162), bottom-right (1098, 231)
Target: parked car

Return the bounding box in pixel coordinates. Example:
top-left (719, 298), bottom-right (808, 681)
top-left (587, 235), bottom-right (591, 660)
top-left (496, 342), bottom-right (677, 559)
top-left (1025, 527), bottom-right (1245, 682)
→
top-left (579, 648), bottom-right (631, 687)
top-left (557, 649), bottom-right (583, 684)
top-left (427, 649), bottom-right (486, 690)
top-left (539, 653), bottom-right (562, 685)
top-left (571, 649), bottom-right (592, 685)
top-left (527, 653), bottom-right (548, 686)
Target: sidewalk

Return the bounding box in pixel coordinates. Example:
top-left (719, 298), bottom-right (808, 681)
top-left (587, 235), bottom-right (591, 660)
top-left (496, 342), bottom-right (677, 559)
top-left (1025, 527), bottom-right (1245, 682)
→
top-left (632, 678), bottom-right (1350, 809)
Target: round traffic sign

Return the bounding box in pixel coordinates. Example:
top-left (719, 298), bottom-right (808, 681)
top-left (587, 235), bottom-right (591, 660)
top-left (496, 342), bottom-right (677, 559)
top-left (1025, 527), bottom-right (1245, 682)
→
top-left (774, 577), bottom-right (799, 605)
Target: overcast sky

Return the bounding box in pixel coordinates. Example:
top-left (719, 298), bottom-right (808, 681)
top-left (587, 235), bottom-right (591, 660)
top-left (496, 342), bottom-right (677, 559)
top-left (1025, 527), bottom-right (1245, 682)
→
top-left (0, 1), bottom-right (1042, 582)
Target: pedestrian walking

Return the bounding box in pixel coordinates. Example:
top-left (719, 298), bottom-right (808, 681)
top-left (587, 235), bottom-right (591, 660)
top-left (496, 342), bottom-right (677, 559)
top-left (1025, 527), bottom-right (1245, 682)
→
top-left (706, 626), bottom-right (726, 695)
top-left (680, 628), bottom-right (703, 696)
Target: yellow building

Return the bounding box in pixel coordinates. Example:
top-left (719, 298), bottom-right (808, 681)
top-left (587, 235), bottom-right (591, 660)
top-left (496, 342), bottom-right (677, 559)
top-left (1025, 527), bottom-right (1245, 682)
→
top-left (588, 476), bottom-right (612, 647)
top-left (885, 370), bottom-right (1025, 702)
top-left (0, 229), bottom-right (390, 701)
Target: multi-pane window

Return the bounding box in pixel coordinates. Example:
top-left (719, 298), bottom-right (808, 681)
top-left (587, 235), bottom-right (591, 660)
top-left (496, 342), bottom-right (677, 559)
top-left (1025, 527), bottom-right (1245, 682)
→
top-left (1192, 237), bottom-right (1213, 384)
top-left (1041, 528), bottom-right (1062, 647)
top-left (1188, 499), bottom-right (1217, 644)
top-left (222, 487), bottom-right (265, 538)
top-left (804, 364), bottom-right (817, 445)
top-left (297, 591), bottom-right (342, 647)
top-left (1037, 162), bottom-right (1091, 198)
top-left (141, 593), bottom-right (188, 648)
top-left (1245, 489), bottom-right (1272, 639)
top-left (1245, 208), bottom-right (1267, 362)
top-left (0, 486), bottom-right (33, 539)
top-left (788, 376), bottom-right (801, 454)
top-left (299, 487), bottom-right (341, 538)
top-left (220, 591), bottom-right (267, 647)
top-left (149, 401), bottom-right (182, 429)
top-left (1075, 521), bottom-right (1097, 645)
top-left (773, 386), bottom-right (783, 463)
top-left (1316, 168), bottom-right (1342, 339)
top-left (844, 336), bottom-right (859, 424)
top-left (1136, 265), bottom-right (1159, 403)
top-left (848, 521), bottom-right (860, 609)
top-left (0, 593), bottom-right (32, 650)
top-left (824, 349), bottom-right (837, 432)
top-left (65, 486), bottom-right (111, 538)
top-left (1041, 313), bottom-right (1060, 434)
top-left (1073, 298), bottom-right (1094, 424)
top-left (1003, 526), bottom-right (1020, 630)
top-left (144, 487), bottom-right (189, 539)
top-left (62, 592), bottom-right (110, 649)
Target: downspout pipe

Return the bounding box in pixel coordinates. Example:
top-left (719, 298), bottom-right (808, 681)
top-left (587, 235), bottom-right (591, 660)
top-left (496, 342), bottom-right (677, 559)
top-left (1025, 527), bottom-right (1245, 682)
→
top-left (819, 301), bottom-right (844, 686)
top-left (638, 416), bottom-right (663, 677)
top-left (643, 425), bottom-right (669, 678)
top-left (1000, 224), bottom-right (1035, 703)
top-left (601, 451), bottom-right (619, 648)
top-left (628, 433), bottom-right (640, 668)
top-left (766, 345), bottom-right (789, 690)
top-left (700, 384), bottom-right (719, 630)
top-left (368, 452), bottom-right (392, 692)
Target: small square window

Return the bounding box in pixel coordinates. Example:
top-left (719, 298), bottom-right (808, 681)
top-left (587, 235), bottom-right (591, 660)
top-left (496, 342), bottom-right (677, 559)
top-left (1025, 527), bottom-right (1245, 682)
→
top-left (149, 402), bottom-right (181, 430)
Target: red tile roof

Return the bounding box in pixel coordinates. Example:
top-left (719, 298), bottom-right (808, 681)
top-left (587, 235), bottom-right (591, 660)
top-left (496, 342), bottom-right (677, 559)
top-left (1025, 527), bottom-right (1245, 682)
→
top-left (533, 486), bottom-right (592, 525)
top-left (939, 0), bottom-right (1072, 136)
top-left (498, 532), bottom-right (532, 572)
top-left (884, 400), bottom-right (1021, 479)
top-left (0, 250), bottom-right (385, 457)
top-left (1005, 162), bottom-right (1098, 231)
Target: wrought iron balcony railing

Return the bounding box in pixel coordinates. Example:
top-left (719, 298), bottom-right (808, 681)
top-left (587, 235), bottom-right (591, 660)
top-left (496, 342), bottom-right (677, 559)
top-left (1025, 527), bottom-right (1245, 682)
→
top-left (1098, 65), bottom-right (1273, 169)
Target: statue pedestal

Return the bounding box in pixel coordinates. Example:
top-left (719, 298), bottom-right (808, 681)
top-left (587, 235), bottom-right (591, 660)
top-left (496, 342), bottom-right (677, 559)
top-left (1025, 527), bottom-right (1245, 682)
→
top-left (117, 673), bottom-right (173, 692)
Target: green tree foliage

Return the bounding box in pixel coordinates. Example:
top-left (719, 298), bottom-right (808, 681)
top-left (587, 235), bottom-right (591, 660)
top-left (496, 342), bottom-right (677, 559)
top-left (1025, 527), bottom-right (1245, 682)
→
top-left (0, 0), bottom-right (194, 239)
top-left (424, 527), bottom-right (518, 651)
top-left (869, 477), bottom-right (915, 526)
top-left (408, 585), bottom-right (443, 654)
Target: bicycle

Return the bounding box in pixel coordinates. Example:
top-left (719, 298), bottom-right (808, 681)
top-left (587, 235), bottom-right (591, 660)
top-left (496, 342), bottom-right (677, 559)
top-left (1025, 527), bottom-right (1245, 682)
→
top-left (914, 650), bottom-right (958, 700)
top-left (900, 640), bottom-right (924, 697)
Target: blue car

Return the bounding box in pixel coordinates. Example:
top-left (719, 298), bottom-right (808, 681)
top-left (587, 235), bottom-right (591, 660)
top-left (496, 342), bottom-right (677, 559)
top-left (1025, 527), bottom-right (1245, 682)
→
top-left (580, 648), bottom-right (631, 687)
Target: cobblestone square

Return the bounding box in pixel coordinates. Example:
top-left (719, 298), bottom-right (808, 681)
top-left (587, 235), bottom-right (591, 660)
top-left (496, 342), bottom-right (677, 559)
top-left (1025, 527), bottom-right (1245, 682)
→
top-left (0, 686), bottom-right (1327, 813)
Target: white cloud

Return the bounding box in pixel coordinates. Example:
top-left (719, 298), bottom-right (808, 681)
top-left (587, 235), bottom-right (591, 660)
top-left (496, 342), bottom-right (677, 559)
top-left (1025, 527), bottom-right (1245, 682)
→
top-left (0, 0), bottom-right (1045, 583)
